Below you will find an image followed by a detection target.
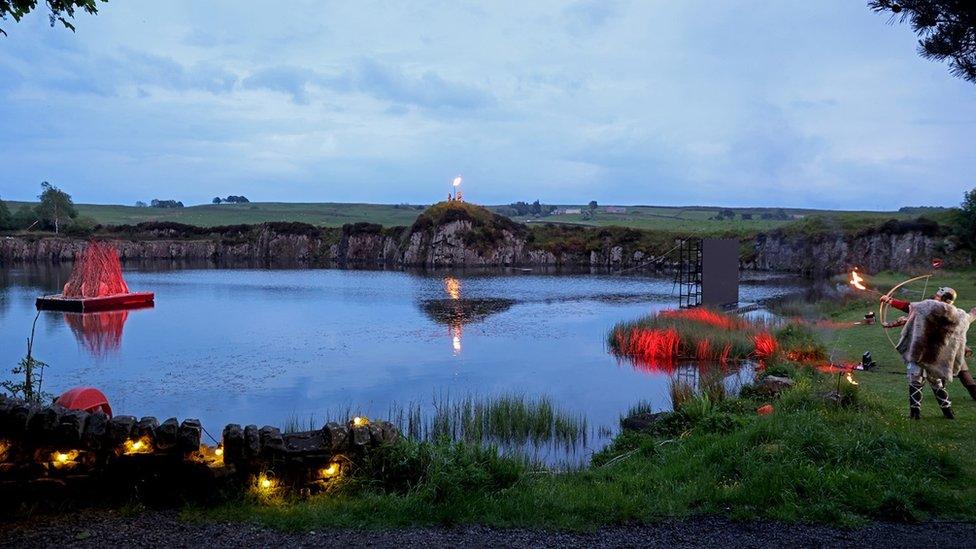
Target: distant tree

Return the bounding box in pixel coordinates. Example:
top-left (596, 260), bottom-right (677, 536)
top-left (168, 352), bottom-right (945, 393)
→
top-left (741, 213), bottom-right (754, 220)
top-left (588, 200), bottom-right (598, 211)
top-left (150, 199), bottom-right (184, 209)
top-left (36, 181), bottom-right (77, 234)
top-left (956, 187), bottom-right (976, 252)
top-left (223, 195), bottom-right (250, 204)
top-left (212, 197), bottom-right (222, 204)
top-left (134, 200), bottom-right (147, 208)
top-left (530, 200), bottom-right (542, 216)
top-left (869, 1), bottom-right (976, 84)
top-left (0, 0), bottom-right (106, 36)
top-left (0, 196), bottom-right (11, 230)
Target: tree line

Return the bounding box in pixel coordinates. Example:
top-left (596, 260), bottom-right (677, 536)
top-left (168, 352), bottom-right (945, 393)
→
top-left (0, 182), bottom-right (93, 234)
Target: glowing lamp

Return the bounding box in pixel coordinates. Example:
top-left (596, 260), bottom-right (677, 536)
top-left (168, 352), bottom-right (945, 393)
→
top-left (256, 472), bottom-right (277, 492)
top-left (123, 437), bottom-right (153, 455)
top-left (50, 449), bottom-right (79, 468)
top-left (215, 446), bottom-right (224, 457)
top-left (320, 463), bottom-right (340, 479)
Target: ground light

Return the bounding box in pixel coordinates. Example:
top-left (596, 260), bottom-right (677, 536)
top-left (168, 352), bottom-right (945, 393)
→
top-left (123, 437), bottom-right (153, 455)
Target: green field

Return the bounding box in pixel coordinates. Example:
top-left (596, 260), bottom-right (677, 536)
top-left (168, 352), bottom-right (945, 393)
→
top-left (2, 201), bottom-right (429, 228)
top-left (3, 200), bottom-right (947, 233)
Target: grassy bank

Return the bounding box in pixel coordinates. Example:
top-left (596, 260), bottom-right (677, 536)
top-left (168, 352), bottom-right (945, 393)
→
top-left (188, 289), bottom-right (976, 531)
top-left (4, 200), bottom-right (944, 235)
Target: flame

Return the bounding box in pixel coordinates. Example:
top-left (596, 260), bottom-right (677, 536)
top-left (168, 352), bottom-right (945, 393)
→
top-left (444, 277), bottom-right (461, 300)
top-left (352, 416), bottom-right (370, 427)
top-left (850, 270), bottom-right (867, 291)
top-left (452, 175), bottom-right (462, 187)
top-left (214, 447), bottom-right (224, 457)
top-left (845, 372), bottom-right (859, 385)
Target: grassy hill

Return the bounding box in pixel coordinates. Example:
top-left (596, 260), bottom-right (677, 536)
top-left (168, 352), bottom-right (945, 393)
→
top-left (2, 200), bottom-right (953, 236)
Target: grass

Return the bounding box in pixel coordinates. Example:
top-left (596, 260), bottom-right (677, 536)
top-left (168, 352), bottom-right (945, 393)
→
top-left (3, 201), bottom-right (428, 228)
top-left (388, 394), bottom-right (589, 452)
top-left (4, 200), bottom-right (947, 238)
top-left (608, 308), bottom-right (773, 366)
top-left (191, 366), bottom-right (965, 530)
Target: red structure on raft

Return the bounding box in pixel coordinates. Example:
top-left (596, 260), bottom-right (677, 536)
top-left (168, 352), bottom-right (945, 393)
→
top-left (35, 241), bottom-right (154, 312)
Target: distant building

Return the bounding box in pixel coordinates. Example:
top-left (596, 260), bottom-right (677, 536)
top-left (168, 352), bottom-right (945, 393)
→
top-left (603, 206), bottom-right (626, 214)
top-left (562, 208), bottom-right (582, 215)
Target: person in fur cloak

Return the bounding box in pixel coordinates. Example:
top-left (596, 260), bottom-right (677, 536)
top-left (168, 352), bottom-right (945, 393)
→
top-left (881, 287), bottom-right (975, 419)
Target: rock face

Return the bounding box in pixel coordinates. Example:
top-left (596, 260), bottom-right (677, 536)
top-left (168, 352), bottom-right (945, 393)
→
top-left (0, 211), bottom-right (963, 274)
top-left (745, 230), bottom-right (954, 276)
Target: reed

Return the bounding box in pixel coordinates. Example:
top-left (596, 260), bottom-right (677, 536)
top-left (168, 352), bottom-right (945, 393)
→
top-left (608, 307), bottom-right (777, 369)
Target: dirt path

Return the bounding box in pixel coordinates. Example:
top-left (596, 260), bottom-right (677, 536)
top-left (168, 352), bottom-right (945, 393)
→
top-left (3, 510), bottom-right (975, 548)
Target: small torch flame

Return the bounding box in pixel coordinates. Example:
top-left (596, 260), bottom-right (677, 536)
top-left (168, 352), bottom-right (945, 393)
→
top-left (845, 371), bottom-right (859, 385)
top-left (850, 270), bottom-right (867, 291)
top-left (452, 176), bottom-right (462, 187)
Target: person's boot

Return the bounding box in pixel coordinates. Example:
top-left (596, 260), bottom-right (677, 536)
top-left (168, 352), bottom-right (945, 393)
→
top-left (959, 371), bottom-right (976, 401)
top-left (933, 384), bottom-right (953, 419)
top-left (909, 384), bottom-right (923, 419)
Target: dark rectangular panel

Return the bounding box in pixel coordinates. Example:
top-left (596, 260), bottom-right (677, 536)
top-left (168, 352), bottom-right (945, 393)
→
top-left (701, 238), bottom-right (739, 308)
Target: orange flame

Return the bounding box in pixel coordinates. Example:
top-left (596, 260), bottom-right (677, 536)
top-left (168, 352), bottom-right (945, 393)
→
top-left (850, 270), bottom-right (867, 291)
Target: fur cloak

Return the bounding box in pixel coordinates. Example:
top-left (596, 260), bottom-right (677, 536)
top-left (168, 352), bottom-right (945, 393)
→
top-left (896, 299), bottom-right (974, 382)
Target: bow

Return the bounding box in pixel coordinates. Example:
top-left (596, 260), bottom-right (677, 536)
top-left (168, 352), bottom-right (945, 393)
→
top-left (879, 274), bottom-right (933, 350)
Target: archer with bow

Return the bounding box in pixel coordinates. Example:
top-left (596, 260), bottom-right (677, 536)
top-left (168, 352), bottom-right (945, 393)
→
top-left (880, 287), bottom-right (976, 419)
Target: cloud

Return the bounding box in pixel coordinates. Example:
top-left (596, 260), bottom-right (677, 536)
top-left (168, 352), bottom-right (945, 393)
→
top-left (353, 59), bottom-right (493, 110)
top-left (241, 65), bottom-right (323, 105)
top-left (239, 59), bottom-right (493, 111)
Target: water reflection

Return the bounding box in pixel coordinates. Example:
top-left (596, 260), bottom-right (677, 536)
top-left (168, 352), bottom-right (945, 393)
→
top-left (419, 277), bottom-right (516, 356)
top-left (62, 306), bottom-right (152, 357)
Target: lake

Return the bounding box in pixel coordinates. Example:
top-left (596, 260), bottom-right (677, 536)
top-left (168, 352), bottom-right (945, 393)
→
top-left (0, 264), bottom-right (807, 463)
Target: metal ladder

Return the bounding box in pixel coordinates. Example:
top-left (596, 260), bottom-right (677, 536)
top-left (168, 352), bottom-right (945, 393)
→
top-left (675, 238), bottom-right (702, 309)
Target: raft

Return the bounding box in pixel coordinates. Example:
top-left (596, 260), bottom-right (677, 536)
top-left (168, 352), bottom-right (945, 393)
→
top-left (35, 292), bottom-right (155, 312)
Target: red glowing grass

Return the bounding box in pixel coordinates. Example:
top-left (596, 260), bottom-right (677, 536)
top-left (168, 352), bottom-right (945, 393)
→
top-left (696, 339), bottom-right (711, 361)
top-left (62, 241), bottom-right (130, 298)
top-left (752, 332), bottom-right (778, 359)
top-left (615, 327), bottom-right (680, 372)
top-left (658, 308), bottom-right (744, 330)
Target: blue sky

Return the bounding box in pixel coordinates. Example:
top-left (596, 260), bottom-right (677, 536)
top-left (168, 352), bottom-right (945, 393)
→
top-left (0, 0), bottom-right (973, 209)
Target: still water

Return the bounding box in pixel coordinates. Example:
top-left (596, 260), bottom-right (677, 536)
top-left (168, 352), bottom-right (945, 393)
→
top-left (0, 264), bottom-right (806, 462)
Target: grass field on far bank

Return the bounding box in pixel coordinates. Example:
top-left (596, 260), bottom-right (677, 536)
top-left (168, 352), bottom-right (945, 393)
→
top-left (3, 200), bottom-right (947, 234)
top-left (187, 271), bottom-right (976, 531)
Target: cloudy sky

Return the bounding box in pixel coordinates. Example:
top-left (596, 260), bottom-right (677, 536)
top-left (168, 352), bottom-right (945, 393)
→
top-left (0, 0), bottom-right (973, 209)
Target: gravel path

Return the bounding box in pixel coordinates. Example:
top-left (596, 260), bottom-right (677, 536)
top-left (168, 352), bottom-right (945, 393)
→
top-left (3, 510), bottom-right (976, 548)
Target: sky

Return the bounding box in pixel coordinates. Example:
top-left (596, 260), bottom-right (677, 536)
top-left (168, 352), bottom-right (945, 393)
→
top-left (0, 0), bottom-right (973, 209)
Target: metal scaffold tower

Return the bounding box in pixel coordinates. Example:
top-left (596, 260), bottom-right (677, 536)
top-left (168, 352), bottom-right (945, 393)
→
top-left (675, 238), bottom-right (702, 309)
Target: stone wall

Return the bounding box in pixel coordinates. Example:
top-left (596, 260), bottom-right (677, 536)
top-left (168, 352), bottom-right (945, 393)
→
top-left (0, 395), bottom-right (399, 506)
top-left (0, 223), bottom-right (963, 275)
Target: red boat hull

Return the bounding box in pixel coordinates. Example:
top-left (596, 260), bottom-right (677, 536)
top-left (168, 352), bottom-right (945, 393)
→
top-left (36, 292), bottom-right (155, 312)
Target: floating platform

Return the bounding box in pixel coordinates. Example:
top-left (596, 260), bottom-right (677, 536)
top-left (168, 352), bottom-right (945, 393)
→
top-left (36, 292), bottom-right (155, 312)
